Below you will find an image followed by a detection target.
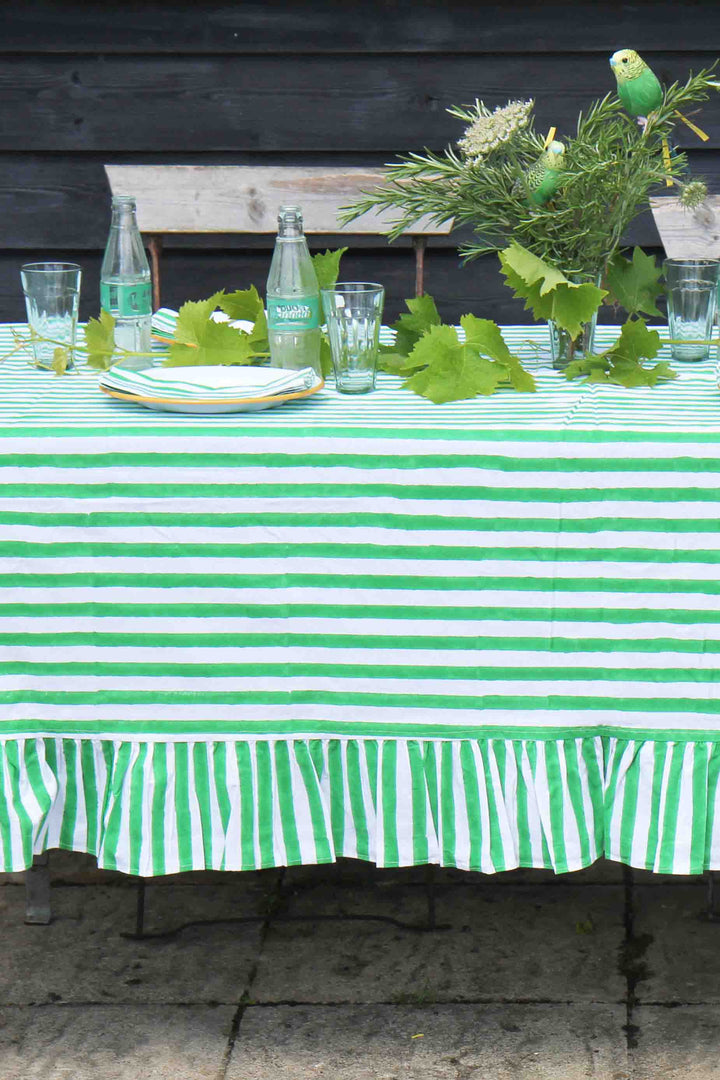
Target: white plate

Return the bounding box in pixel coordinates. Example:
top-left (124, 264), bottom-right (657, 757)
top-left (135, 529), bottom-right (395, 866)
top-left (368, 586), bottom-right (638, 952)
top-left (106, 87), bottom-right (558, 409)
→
top-left (100, 365), bottom-right (325, 414)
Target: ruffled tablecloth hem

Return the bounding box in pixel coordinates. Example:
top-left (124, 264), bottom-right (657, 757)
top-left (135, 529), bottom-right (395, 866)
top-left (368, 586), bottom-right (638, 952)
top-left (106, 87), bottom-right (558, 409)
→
top-left (1, 734), bottom-right (716, 876)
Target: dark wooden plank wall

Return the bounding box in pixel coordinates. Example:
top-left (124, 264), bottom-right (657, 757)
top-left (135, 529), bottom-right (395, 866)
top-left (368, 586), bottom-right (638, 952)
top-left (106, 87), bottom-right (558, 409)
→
top-left (2, 0), bottom-right (719, 325)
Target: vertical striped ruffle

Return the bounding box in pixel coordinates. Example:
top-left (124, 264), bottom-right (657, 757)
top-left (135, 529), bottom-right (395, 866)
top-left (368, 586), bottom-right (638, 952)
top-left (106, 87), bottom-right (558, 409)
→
top-left (0, 735), bottom-right (716, 876)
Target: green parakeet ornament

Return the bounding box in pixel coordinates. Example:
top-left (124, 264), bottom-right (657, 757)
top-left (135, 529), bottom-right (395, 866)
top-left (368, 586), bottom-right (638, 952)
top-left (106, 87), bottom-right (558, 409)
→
top-left (610, 49), bottom-right (662, 130)
top-left (522, 140), bottom-right (565, 206)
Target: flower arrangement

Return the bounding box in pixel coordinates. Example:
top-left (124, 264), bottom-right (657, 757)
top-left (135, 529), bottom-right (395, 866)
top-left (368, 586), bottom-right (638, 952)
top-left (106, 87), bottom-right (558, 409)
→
top-left (344, 56), bottom-right (718, 284)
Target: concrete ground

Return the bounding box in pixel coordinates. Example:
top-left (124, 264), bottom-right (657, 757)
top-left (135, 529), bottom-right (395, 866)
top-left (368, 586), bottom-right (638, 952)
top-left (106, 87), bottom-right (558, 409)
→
top-left (0, 855), bottom-right (718, 1079)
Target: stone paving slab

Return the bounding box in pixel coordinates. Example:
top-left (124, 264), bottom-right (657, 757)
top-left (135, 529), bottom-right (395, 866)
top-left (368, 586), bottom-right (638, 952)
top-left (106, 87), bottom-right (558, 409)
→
top-left (253, 880), bottom-right (626, 1004)
top-left (0, 1004), bottom-right (235, 1080)
top-left (227, 1003), bottom-right (629, 1080)
top-left (0, 881), bottom-right (267, 1005)
top-left (633, 884), bottom-right (720, 1003)
top-left (632, 1006), bottom-right (720, 1078)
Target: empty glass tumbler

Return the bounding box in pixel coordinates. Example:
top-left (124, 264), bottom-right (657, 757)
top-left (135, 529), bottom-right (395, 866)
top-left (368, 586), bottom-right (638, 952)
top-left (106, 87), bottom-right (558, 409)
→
top-left (20, 262), bottom-right (82, 370)
top-left (663, 258), bottom-right (720, 361)
top-left (321, 282), bottom-right (385, 394)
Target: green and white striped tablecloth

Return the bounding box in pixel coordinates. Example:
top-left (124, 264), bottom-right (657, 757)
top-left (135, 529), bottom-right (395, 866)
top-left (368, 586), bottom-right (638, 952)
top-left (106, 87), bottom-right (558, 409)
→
top-left (2, 322), bottom-right (720, 877)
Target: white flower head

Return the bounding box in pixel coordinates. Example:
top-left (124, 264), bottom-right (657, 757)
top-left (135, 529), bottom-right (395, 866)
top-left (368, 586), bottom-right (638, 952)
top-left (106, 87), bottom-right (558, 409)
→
top-left (679, 179), bottom-right (708, 210)
top-left (458, 99), bottom-right (534, 164)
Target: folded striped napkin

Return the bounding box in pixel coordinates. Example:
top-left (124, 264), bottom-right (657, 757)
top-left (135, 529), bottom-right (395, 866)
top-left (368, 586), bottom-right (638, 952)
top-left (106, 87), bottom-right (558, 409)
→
top-left (99, 364), bottom-right (318, 400)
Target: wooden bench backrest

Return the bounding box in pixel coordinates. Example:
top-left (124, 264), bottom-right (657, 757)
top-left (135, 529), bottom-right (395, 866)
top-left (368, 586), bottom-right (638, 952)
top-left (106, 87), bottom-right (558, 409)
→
top-left (650, 196), bottom-right (720, 259)
top-left (104, 164), bottom-right (452, 236)
top-left (104, 165), bottom-right (453, 306)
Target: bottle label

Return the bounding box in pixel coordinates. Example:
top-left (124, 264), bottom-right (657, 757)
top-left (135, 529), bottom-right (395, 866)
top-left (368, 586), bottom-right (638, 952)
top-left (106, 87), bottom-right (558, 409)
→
top-left (267, 295), bottom-right (320, 330)
top-left (101, 282), bottom-right (152, 317)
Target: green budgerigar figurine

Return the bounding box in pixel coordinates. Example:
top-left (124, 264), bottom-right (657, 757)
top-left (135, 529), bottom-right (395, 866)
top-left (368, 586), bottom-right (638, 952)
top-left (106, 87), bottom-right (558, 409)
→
top-left (522, 140), bottom-right (565, 206)
top-left (610, 48), bottom-right (663, 130)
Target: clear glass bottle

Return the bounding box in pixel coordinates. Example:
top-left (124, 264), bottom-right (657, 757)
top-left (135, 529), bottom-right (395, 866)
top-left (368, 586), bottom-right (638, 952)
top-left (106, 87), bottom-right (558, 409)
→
top-left (100, 195), bottom-right (152, 360)
top-left (266, 205), bottom-right (321, 376)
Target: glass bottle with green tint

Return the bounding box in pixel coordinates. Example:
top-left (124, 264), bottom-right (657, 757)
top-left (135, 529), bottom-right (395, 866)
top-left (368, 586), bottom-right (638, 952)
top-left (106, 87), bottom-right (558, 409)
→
top-left (100, 195), bottom-right (153, 360)
top-left (266, 205), bottom-right (321, 377)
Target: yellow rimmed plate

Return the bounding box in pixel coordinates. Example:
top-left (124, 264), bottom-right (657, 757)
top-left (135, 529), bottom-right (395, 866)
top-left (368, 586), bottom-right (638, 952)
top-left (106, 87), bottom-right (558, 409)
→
top-left (99, 365), bottom-right (325, 415)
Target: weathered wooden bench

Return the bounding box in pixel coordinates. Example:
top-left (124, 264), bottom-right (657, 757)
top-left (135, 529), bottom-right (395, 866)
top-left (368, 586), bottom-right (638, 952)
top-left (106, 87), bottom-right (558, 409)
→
top-left (650, 195), bottom-right (720, 258)
top-left (104, 165), bottom-right (454, 306)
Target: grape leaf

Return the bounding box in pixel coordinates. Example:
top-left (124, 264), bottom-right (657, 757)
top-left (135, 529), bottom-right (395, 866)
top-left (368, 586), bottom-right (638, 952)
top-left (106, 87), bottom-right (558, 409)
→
top-left (166, 290), bottom-right (267, 366)
top-left (167, 321), bottom-right (257, 367)
top-left (51, 347), bottom-right (71, 375)
top-left (499, 242), bottom-right (606, 338)
top-left (248, 307), bottom-right (269, 355)
top-left (609, 316), bottom-right (662, 365)
top-left (313, 247), bottom-right (348, 291)
top-left (605, 247), bottom-right (664, 318)
top-left (564, 317), bottom-right (676, 388)
top-left (84, 310), bottom-right (117, 370)
top-left (399, 320), bottom-right (535, 402)
top-left (319, 336), bottom-right (334, 378)
top-left (172, 292), bottom-right (226, 346)
top-left (461, 314), bottom-right (537, 392)
top-left (219, 285), bottom-right (264, 322)
top-left (403, 326), bottom-right (502, 402)
top-left (388, 295), bottom-right (442, 356)
top-left (499, 242), bottom-right (568, 296)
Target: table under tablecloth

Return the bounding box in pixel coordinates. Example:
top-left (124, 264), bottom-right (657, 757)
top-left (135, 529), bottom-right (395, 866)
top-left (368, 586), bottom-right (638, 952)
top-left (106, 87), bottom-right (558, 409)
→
top-left (2, 323), bottom-right (720, 878)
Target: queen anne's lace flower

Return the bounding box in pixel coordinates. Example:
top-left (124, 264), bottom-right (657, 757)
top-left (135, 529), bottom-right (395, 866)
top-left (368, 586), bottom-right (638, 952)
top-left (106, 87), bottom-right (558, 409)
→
top-left (458, 100), bottom-right (533, 163)
top-left (679, 179), bottom-right (708, 210)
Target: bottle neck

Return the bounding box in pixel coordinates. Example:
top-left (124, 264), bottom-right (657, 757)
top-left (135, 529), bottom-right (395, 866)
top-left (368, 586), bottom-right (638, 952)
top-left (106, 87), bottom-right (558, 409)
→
top-left (111, 198), bottom-right (139, 229)
top-left (277, 205), bottom-right (304, 238)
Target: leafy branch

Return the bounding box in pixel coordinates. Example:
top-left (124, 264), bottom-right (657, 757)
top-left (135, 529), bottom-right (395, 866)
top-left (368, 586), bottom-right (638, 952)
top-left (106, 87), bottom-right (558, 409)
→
top-left (379, 295), bottom-right (536, 402)
top-left (341, 63), bottom-right (718, 284)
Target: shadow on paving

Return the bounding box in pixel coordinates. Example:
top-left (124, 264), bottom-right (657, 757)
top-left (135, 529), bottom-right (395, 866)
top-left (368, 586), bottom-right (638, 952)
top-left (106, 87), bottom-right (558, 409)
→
top-left (0, 854), bottom-right (718, 1078)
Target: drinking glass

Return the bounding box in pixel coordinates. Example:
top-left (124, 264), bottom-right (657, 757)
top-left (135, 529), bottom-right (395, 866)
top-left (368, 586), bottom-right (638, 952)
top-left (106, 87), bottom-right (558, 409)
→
top-left (663, 258), bottom-right (720, 361)
top-left (321, 282), bottom-right (385, 394)
top-left (20, 262), bottom-right (82, 370)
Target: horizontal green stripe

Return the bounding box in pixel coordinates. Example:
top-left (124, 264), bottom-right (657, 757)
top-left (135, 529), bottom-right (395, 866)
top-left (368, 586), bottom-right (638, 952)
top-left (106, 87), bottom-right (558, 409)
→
top-left (3, 426), bottom-right (720, 444)
top-left (3, 541), bottom-right (720, 563)
top-left (4, 450), bottom-right (720, 471)
top-left (2, 571), bottom-right (720, 596)
top-left (2, 601), bottom-right (718, 623)
top-left (1, 513), bottom-right (719, 534)
top-left (2, 689), bottom-right (719, 713)
top-left (0, 631), bottom-right (717, 653)
top-left (1, 660), bottom-right (718, 683)
top-left (1, 719), bottom-right (720, 743)
top-left (3, 481), bottom-right (720, 503)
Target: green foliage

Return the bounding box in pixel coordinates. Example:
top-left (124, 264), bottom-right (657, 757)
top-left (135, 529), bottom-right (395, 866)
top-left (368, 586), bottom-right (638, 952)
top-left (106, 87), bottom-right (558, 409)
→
top-left (166, 292), bottom-right (261, 366)
top-left (564, 317), bottom-right (676, 387)
top-left (84, 310), bottom-right (117, 370)
top-left (312, 247), bottom-right (348, 291)
top-left (341, 64), bottom-right (719, 287)
top-left (218, 285), bottom-right (264, 322)
top-left (499, 242), bottom-right (607, 337)
top-left (604, 247), bottom-right (664, 318)
top-left (380, 295), bottom-right (442, 363)
top-left (381, 296), bottom-right (536, 402)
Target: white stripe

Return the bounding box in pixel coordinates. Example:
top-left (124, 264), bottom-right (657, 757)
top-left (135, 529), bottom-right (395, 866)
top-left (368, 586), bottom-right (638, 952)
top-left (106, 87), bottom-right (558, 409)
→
top-left (6, 645), bottom-right (719, 671)
top-left (8, 584), bottom-right (720, 611)
top-left (8, 616), bottom-right (720, 642)
top-left (673, 743), bottom-right (697, 875)
top-left (3, 703), bottom-right (719, 733)
top-left (4, 673), bottom-right (719, 701)
top-left (652, 746), bottom-right (675, 873)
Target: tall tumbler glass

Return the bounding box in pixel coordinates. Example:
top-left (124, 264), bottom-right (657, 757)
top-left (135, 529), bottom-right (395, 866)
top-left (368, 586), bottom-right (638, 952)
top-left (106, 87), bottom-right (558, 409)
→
top-left (20, 262), bottom-right (82, 370)
top-left (663, 258), bottom-right (720, 362)
top-left (321, 282), bottom-right (385, 394)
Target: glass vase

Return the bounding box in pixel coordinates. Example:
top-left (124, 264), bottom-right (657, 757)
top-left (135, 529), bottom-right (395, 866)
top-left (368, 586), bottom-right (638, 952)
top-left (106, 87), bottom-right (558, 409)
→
top-left (547, 269), bottom-right (602, 371)
top-left (547, 315), bottom-right (598, 370)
